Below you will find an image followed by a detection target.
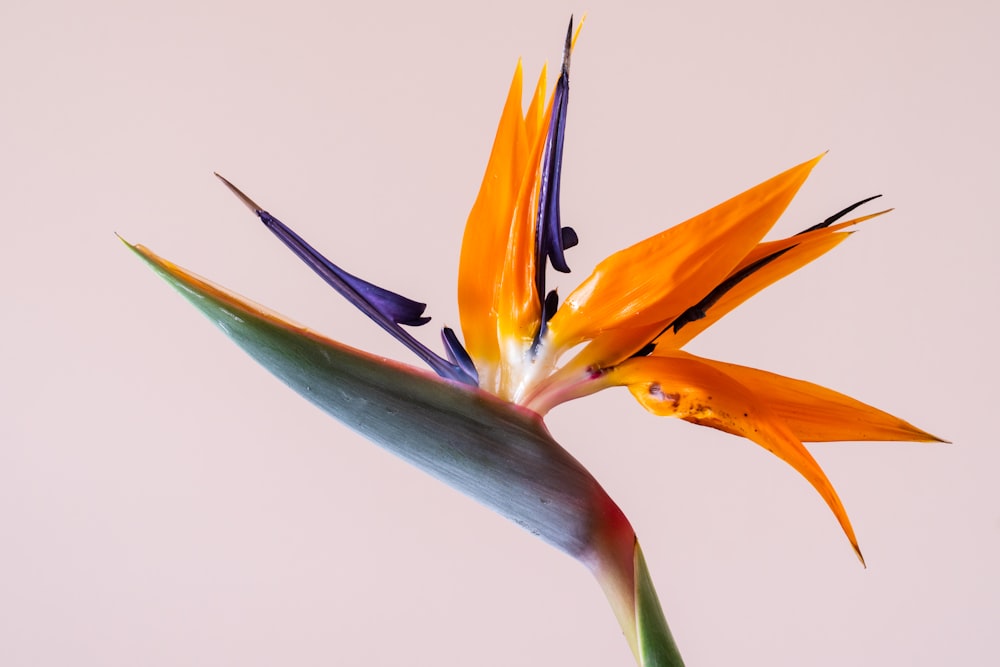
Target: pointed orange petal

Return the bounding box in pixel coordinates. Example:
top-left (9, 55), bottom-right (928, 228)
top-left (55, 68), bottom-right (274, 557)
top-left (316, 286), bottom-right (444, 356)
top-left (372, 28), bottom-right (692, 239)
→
top-left (524, 63), bottom-right (548, 149)
top-left (546, 155), bottom-right (824, 351)
top-left (685, 356), bottom-right (944, 443)
top-left (660, 211), bottom-right (889, 349)
top-left (742, 209), bottom-right (888, 267)
top-left (496, 142), bottom-right (543, 350)
top-left (606, 351), bottom-right (864, 562)
top-left (666, 230), bottom-right (850, 347)
top-left (493, 67), bottom-right (566, 395)
top-left (458, 62), bottom-right (530, 374)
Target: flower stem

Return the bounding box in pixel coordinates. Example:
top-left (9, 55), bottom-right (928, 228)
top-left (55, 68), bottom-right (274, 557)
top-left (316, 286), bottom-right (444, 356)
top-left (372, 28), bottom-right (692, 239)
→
top-left (585, 498), bottom-right (685, 666)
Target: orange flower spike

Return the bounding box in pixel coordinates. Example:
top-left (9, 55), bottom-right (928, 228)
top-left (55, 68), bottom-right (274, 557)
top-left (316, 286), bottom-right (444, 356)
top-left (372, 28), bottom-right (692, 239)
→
top-left (458, 61), bottom-right (530, 379)
top-left (545, 154), bottom-right (825, 355)
top-left (605, 351), bottom-right (866, 563)
top-left (491, 85), bottom-right (553, 395)
top-left (495, 20), bottom-right (582, 399)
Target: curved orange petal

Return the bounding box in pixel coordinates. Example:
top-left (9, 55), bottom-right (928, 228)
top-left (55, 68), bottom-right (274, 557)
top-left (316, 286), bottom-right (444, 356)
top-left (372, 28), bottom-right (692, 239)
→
top-left (665, 231), bottom-right (850, 348)
top-left (659, 210), bottom-right (889, 349)
top-left (493, 69), bottom-right (559, 395)
top-left (535, 211), bottom-right (889, 393)
top-left (605, 351), bottom-right (864, 562)
top-left (683, 357), bottom-right (944, 443)
top-left (546, 155), bottom-right (824, 351)
top-left (458, 62), bottom-right (530, 374)
top-left (524, 63), bottom-right (548, 150)
top-left (742, 209), bottom-right (887, 267)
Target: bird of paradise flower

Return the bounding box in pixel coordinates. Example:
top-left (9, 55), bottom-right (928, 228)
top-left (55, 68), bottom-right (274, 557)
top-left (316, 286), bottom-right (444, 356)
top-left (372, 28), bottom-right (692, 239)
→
top-left (123, 18), bottom-right (940, 667)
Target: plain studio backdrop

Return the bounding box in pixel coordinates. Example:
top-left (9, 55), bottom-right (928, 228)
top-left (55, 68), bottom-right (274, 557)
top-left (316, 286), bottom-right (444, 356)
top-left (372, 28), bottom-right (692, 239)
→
top-left (2, 1), bottom-right (996, 665)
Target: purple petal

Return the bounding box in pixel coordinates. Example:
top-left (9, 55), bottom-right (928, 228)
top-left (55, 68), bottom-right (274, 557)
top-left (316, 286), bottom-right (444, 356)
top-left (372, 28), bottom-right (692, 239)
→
top-left (441, 326), bottom-right (479, 384)
top-left (535, 18), bottom-right (575, 293)
top-left (561, 226), bottom-right (579, 250)
top-left (214, 174), bottom-right (477, 386)
top-left (256, 210), bottom-right (431, 327)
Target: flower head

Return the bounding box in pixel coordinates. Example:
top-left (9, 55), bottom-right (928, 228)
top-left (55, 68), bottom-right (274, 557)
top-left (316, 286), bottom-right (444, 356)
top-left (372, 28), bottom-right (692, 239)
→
top-left (125, 17), bottom-right (940, 666)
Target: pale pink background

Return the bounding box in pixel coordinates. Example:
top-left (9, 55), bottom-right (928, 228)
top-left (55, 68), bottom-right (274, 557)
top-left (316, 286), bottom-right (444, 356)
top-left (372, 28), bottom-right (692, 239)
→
top-left (2, 1), bottom-right (996, 665)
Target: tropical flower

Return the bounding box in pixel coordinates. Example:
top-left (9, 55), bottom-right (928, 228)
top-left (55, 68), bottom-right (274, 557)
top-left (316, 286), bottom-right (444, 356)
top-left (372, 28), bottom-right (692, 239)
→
top-left (124, 18), bottom-right (939, 667)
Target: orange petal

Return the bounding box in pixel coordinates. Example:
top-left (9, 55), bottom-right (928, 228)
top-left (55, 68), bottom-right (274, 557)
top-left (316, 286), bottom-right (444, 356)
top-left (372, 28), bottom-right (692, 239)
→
top-left (547, 155), bottom-right (824, 351)
top-left (606, 351), bottom-right (864, 562)
top-left (524, 63), bottom-right (548, 150)
top-left (526, 323), bottom-right (662, 409)
top-left (660, 210), bottom-right (889, 349)
top-left (458, 62), bottom-right (530, 373)
top-left (743, 209), bottom-right (887, 267)
top-left (496, 83), bottom-right (551, 344)
top-left (684, 356), bottom-right (944, 443)
top-left (492, 72), bottom-right (560, 395)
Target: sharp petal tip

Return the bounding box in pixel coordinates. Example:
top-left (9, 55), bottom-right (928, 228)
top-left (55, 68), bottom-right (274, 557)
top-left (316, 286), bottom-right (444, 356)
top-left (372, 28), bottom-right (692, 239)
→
top-left (214, 172), bottom-right (263, 213)
top-left (851, 541), bottom-right (866, 568)
top-left (562, 16), bottom-right (573, 73)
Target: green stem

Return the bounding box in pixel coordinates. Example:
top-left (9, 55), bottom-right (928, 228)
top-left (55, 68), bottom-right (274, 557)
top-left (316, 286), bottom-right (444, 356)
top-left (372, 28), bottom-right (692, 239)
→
top-left (585, 505), bottom-right (685, 667)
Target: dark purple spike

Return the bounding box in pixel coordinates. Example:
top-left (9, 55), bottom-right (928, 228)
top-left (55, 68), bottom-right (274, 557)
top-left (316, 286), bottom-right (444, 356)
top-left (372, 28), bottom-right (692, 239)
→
top-left (534, 16), bottom-right (575, 303)
top-left (306, 252), bottom-right (431, 327)
top-left (308, 250), bottom-right (431, 327)
top-left (255, 219), bottom-right (431, 327)
top-left (256, 209), bottom-right (432, 329)
top-left (796, 194), bottom-right (882, 235)
top-left (441, 327), bottom-right (479, 384)
top-left (214, 174), bottom-right (477, 386)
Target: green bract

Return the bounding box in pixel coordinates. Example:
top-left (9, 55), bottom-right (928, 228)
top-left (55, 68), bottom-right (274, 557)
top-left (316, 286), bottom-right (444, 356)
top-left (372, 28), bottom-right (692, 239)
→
top-left (125, 238), bottom-right (684, 666)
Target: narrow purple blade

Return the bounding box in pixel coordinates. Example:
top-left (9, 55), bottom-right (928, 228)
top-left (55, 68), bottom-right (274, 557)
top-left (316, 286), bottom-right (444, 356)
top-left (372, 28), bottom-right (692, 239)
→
top-left (535, 18), bottom-right (575, 288)
top-left (214, 173), bottom-right (477, 386)
top-left (255, 209), bottom-right (431, 327)
top-left (532, 18), bottom-right (576, 349)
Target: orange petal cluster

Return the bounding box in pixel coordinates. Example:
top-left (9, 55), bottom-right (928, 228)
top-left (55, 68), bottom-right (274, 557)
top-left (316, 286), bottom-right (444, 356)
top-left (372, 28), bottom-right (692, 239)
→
top-left (457, 54), bottom-right (940, 560)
